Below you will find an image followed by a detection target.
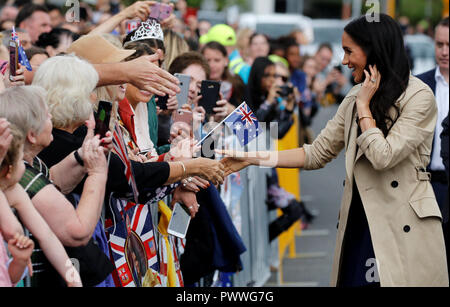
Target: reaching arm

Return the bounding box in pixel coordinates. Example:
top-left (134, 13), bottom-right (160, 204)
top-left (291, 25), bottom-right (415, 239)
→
top-left (219, 148), bottom-right (306, 176)
top-left (93, 55), bottom-right (180, 97)
top-left (49, 150), bottom-right (86, 194)
top-left (89, 1), bottom-right (154, 35)
top-left (0, 190), bottom-right (24, 241)
top-left (5, 184), bottom-right (82, 287)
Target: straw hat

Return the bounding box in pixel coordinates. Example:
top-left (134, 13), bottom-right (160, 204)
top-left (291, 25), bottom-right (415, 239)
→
top-left (67, 34), bottom-right (135, 64)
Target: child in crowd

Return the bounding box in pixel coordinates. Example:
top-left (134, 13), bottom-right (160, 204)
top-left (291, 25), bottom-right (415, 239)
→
top-left (0, 123), bottom-right (34, 287)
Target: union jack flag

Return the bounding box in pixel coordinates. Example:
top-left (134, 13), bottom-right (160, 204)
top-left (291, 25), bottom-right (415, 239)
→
top-left (109, 203), bottom-right (160, 287)
top-left (224, 102), bottom-right (263, 147)
top-left (11, 27), bottom-right (32, 71)
top-left (112, 122), bottom-right (139, 204)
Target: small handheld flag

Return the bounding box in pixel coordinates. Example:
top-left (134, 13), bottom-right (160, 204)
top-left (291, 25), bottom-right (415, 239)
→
top-left (11, 27), bottom-right (32, 72)
top-left (200, 102), bottom-right (262, 147)
top-left (223, 102), bottom-right (263, 147)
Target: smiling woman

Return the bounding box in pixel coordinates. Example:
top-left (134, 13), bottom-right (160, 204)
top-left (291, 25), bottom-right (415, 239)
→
top-left (219, 13), bottom-right (448, 287)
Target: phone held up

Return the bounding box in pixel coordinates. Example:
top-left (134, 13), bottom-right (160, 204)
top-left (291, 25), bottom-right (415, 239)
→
top-left (94, 100), bottom-right (113, 139)
top-left (174, 73), bottom-right (191, 109)
top-left (149, 2), bottom-right (173, 21)
top-left (168, 203), bottom-right (192, 239)
top-left (199, 80), bottom-right (221, 115)
top-left (9, 39), bottom-right (18, 82)
top-left (172, 108), bottom-right (193, 127)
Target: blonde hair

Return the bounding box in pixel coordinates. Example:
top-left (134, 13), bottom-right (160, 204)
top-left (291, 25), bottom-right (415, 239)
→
top-left (236, 28), bottom-right (254, 60)
top-left (32, 55), bottom-right (99, 129)
top-left (0, 86), bottom-right (48, 136)
top-left (163, 29), bottom-right (189, 70)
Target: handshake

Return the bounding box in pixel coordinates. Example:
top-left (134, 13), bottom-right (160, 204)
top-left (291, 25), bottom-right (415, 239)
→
top-left (189, 149), bottom-right (276, 186)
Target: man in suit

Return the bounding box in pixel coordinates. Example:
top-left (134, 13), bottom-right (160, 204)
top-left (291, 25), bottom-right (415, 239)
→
top-left (417, 17), bottom-right (449, 225)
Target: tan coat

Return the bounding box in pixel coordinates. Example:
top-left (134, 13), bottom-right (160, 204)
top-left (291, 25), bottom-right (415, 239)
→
top-left (303, 76), bottom-right (449, 287)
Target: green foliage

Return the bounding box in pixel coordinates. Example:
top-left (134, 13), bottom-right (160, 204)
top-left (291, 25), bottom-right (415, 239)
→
top-left (398, 0), bottom-right (443, 26)
top-left (186, 0), bottom-right (203, 8)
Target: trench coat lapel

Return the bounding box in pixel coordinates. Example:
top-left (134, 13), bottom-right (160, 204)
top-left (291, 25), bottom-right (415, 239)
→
top-left (345, 100), bottom-right (358, 179)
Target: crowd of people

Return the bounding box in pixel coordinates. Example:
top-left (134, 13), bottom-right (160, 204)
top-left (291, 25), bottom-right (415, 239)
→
top-left (0, 0), bottom-right (448, 288)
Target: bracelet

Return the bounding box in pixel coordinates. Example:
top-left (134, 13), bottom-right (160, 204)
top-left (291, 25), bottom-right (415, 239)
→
top-left (358, 116), bottom-right (375, 126)
top-left (178, 161), bottom-right (186, 178)
top-left (74, 150), bottom-right (84, 167)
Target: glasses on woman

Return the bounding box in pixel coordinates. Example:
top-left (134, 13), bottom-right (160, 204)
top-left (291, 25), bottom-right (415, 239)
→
top-left (263, 74), bottom-right (289, 83)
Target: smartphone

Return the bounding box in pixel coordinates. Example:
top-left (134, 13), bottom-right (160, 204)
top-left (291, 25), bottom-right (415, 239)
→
top-left (94, 100), bottom-right (112, 139)
top-left (149, 3), bottom-right (173, 21)
top-left (9, 40), bottom-right (18, 82)
top-left (155, 94), bottom-right (169, 110)
top-left (199, 80), bottom-right (221, 114)
top-left (172, 109), bottom-right (193, 127)
top-left (174, 73), bottom-right (191, 108)
top-left (168, 203), bottom-right (191, 239)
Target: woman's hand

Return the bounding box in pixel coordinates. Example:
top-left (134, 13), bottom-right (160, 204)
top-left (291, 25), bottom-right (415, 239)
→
top-left (83, 136), bottom-right (108, 177)
top-left (185, 158), bottom-right (225, 186)
top-left (181, 176), bottom-right (210, 193)
top-left (356, 64), bottom-right (381, 108)
top-left (267, 83), bottom-right (281, 104)
top-left (119, 1), bottom-right (154, 21)
top-left (125, 54), bottom-right (180, 97)
top-left (167, 95), bottom-right (179, 112)
top-left (168, 138), bottom-right (200, 161)
top-left (8, 233), bottom-right (34, 264)
top-left (4, 64), bottom-right (25, 88)
top-left (213, 99), bottom-right (235, 122)
top-left (171, 186), bottom-right (199, 218)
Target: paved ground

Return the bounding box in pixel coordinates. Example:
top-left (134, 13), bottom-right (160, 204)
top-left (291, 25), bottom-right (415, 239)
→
top-left (265, 104), bottom-right (345, 287)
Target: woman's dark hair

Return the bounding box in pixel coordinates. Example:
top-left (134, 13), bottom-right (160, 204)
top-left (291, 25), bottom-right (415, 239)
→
top-left (344, 14), bottom-right (410, 137)
top-left (25, 47), bottom-right (49, 61)
top-left (123, 29), bottom-right (166, 54)
top-left (249, 33), bottom-right (269, 45)
top-left (124, 42), bottom-right (156, 62)
top-left (168, 51), bottom-right (210, 79)
top-left (35, 28), bottom-right (79, 49)
top-left (247, 57), bottom-right (275, 110)
top-left (201, 41), bottom-right (246, 106)
top-left (201, 41), bottom-right (229, 80)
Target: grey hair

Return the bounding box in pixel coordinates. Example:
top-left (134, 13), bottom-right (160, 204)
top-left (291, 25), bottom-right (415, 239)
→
top-left (32, 54), bottom-right (99, 129)
top-left (0, 85), bottom-right (48, 136)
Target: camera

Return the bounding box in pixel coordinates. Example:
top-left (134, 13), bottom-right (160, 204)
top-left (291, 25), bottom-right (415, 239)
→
top-left (277, 85), bottom-right (294, 98)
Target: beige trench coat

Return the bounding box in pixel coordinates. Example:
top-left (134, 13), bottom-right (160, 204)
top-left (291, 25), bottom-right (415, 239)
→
top-left (303, 76), bottom-right (449, 287)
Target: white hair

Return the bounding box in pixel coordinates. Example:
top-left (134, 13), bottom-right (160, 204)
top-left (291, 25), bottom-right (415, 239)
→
top-left (0, 85), bottom-right (48, 136)
top-left (32, 54), bottom-right (99, 129)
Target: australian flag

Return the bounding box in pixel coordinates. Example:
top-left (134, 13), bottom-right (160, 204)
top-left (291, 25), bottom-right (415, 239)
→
top-left (11, 27), bottom-right (32, 71)
top-left (224, 102), bottom-right (263, 147)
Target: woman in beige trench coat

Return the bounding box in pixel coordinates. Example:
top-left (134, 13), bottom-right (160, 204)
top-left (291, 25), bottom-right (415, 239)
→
top-left (219, 14), bottom-right (449, 287)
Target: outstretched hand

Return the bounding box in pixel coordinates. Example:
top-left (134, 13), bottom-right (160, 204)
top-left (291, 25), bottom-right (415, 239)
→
top-left (216, 150), bottom-right (251, 177)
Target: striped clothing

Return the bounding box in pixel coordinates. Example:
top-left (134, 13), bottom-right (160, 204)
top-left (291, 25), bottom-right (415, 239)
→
top-left (18, 157), bottom-right (53, 287)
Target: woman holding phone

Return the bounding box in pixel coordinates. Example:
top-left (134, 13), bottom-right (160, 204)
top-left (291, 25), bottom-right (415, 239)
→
top-left (219, 14), bottom-right (448, 287)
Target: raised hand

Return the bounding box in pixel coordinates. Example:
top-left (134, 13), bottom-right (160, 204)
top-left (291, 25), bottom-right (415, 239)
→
top-left (126, 53), bottom-right (180, 97)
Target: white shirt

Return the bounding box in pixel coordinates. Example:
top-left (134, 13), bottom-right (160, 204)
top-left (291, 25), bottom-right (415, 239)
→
top-left (430, 67), bottom-right (449, 171)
